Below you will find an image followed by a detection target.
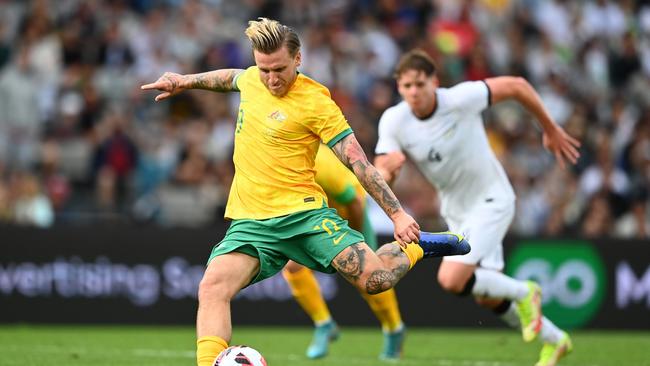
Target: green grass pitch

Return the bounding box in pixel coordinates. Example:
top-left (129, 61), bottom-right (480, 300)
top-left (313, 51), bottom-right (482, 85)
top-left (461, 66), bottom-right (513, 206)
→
top-left (0, 325), bottom-right (648, 365)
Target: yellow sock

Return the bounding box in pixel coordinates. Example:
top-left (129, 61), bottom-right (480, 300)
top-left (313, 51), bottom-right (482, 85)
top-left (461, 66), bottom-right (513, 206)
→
top-left (282, 266), bottom-right (331, 324)
top-left (197, 336), bottom-right (228, 366)
top-left (362, 288), bottom-right (403, 332)
top-left (399, 242), bottom-right (424, 269)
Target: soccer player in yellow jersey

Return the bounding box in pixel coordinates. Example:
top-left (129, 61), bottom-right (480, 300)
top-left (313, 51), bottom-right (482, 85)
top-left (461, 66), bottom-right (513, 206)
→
top-left (142, 18), bottom-right (469, 366)
top-left (283, 145), bottom-right (405, 360)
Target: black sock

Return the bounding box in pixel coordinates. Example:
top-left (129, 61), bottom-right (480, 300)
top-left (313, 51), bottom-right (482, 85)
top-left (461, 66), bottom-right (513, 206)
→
top-left (457, 273), bottom-right (476, 297)
top-left (492, 300), bottom-right (512, 315)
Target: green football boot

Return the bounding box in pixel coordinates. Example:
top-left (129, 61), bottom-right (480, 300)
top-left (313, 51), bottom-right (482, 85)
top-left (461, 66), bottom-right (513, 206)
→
top-left (535, 332), bottom-right (573, 366)
top-left (516, 281), bottom-right (542, 342)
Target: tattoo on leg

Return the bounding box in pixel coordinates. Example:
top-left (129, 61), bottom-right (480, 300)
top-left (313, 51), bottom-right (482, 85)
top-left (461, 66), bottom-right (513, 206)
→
top-left (334, 244), bottom-right (366, 282)
top-left (376, 243), bottom-right (410, 280)
top-left (391, 264), bottom-right (409, 280)
top-left (377, 243), bottom-right (404, 259)
top-left (366, 270), bottom-right (395, 294)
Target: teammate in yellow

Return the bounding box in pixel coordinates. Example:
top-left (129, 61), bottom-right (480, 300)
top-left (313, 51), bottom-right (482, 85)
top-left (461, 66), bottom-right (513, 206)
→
top-left (283, 145), bottom-right (405, 360)
top-left (142, 18), bottom-right (469, 366)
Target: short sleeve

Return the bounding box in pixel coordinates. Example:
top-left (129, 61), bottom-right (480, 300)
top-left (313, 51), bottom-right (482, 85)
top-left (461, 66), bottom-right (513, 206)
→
top-left (232, 70), bottom-right (246, 91)
top-left (310, 91), bottom-right (353, 147)
top-left (234, 67), bottom-right (255, 92)
top-left (446, 80), bottom-right (490, 115)
top-left (375, 109), bottom-right (402, 155)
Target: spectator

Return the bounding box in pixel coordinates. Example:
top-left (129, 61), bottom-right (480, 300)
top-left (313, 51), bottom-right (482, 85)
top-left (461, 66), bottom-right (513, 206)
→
top-left (12, 172), bottom-right (54, 228)
top-left (0, 0), bottom-right (645, 236)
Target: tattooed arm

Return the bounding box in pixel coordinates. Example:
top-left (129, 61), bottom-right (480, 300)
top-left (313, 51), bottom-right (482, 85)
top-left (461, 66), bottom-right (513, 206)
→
top-left (330, 134), bottom-right (420, 244)
top-left (141, 69), bottom-right (244, 101)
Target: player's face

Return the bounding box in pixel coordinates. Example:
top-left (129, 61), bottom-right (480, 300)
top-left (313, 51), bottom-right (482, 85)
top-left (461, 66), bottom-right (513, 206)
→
top-left (397, 69), bottom-right (438, 118)
top-left (254, 46), bottom-right (301, 97)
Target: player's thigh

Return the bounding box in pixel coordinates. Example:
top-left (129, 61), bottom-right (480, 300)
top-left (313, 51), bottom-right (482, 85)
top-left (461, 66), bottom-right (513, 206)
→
top-left (443, 202), bottom-right (514, 271)
top-left (208, 220), bottom-right (291, 286)
top-left (294, 207), bottom-right (366, 274)
top-left (283, 260), bottom-right (305, 273)
top-left (201, 252), bottom-right (260, 298)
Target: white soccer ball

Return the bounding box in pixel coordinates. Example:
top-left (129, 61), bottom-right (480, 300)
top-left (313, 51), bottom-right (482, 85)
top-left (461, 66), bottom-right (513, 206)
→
top-left (213, 345), bottom-right (267, 366)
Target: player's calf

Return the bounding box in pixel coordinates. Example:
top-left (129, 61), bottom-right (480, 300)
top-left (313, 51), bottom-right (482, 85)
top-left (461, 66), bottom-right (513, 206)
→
top-left (333, 232), bottom-right (470, 295)
top-left (333, 243), bottom-right (407, 295)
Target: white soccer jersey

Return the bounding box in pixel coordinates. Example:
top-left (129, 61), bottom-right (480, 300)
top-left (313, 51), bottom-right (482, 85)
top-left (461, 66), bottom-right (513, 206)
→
top-left (376, 80), bottom-right (515, 223)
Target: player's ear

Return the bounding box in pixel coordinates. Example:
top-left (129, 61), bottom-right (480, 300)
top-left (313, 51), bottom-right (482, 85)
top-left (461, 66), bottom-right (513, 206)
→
top-left (295, 51), bottom-right (302, 68)
top-left (432, 75), bottom-right (439, 87)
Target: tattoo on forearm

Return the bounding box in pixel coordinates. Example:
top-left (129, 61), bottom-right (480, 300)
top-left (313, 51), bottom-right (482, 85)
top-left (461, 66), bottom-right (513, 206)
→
top-left (334, 244), bottom-right (366, 282)
top-left (332, 135), bottom-right (401, 216)
top-left (189, 69), bottom-right (241, 92)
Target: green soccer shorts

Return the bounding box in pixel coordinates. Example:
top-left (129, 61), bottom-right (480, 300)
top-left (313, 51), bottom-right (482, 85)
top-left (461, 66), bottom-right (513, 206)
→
top-left (208, 207), bottom-right (365, 285)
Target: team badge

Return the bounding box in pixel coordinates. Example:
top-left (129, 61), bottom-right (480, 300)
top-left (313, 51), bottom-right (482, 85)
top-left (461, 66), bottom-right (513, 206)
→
top-left (267, 109), bottom-right (287, 122)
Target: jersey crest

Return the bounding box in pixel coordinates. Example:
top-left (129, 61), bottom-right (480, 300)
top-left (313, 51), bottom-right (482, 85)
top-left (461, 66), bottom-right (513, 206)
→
top-left (267, 109), bottom-right (287, 123)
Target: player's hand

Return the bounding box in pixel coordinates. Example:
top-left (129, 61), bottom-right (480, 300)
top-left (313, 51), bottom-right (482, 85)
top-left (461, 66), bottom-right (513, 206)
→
top-left (390, 209), bottom-right (420, 246)
top-left (381, 151), bottom-right (406, 171)
top-left (141, 72), bottom-right (187, 101)
top-left (542, 125), bottom-right (581, 169)
top-left (375, 151), bottom-right (406, 183)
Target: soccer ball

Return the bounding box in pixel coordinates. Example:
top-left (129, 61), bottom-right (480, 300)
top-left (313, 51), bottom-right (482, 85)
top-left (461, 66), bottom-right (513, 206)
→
top-left (213, 345), bottom-right (267, 366)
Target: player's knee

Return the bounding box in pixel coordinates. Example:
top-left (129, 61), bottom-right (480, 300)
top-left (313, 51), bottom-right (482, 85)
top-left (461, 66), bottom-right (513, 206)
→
top-left (474, 297), bottom-right (503, 309)
top-left (283, 260), bottom-right (304, 274)
top-left (198, 273), bottom-right (234, 302)
top-left (438, 271), bottom-right (474, 295)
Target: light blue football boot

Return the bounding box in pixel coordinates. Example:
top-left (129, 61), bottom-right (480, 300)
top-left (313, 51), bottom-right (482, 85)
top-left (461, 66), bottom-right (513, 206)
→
top-left (306, 320), bottom-right (340, 359)
top-left (379, 326), bottom-right (406, 361)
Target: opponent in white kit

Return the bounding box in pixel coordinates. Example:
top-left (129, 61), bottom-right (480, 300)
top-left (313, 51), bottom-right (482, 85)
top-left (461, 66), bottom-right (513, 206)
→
top-left (374, 49), bottom-right (581, 366)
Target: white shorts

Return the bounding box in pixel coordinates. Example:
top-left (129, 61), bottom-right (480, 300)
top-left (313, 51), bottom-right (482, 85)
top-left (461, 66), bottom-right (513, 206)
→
top-left (442, 200), bottom-right (515, 271)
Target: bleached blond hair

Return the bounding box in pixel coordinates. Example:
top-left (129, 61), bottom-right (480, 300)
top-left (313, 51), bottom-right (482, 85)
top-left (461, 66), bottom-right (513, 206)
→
top-left (244, 17), bottom-right (301, 56)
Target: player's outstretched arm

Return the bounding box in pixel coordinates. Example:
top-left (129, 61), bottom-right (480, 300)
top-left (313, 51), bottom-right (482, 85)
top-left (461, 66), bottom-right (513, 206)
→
top-left (331, 134), bottom-right (420, 245)
top-left (485, 76), bottom-right (581, 169)
top-left (141, 69), bottom-right (244, 101)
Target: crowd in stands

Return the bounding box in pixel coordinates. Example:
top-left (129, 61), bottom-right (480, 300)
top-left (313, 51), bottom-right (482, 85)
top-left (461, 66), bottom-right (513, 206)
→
top-left (0, 0), bottom-right (648, 238)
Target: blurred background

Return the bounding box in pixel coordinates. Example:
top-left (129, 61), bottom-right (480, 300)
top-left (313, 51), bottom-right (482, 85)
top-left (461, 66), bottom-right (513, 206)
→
top-left (1, 0), bottom-right (649, 350)
top-left (0, 0), bottom-right (648, 237)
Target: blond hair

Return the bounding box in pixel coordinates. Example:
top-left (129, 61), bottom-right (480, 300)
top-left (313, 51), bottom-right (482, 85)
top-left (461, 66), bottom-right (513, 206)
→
top-left (244, 17), bottom-right (300, 56)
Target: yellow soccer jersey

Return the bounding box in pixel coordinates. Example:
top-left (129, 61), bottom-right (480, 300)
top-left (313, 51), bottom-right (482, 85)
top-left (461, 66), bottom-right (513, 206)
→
top-left (314, 144), bottom-right (366, 219)
top-left (225, 66), bottom-right (353, 220)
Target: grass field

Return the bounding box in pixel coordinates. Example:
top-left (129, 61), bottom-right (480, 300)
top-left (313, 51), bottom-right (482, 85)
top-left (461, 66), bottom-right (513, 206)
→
top-left (0, 325), bottom-right (648, 366)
